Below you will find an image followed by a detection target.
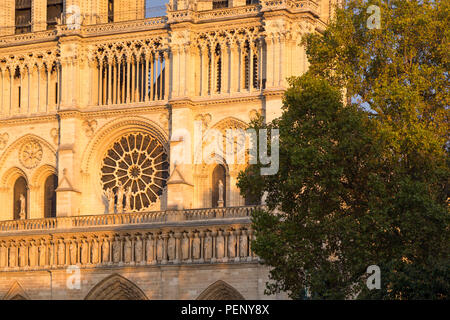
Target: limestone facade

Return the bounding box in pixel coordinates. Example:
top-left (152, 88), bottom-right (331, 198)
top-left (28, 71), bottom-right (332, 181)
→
top-left (0, 0), bottom-right (331, 299)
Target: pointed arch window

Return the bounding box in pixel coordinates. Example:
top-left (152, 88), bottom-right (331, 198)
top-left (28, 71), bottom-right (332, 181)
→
top-left (44, 174), bottom-right (58, 218)
top-left (47, 0), bottom-right (63, 30)
top-left (108, 0), bottom-right (114, 23)
top-left (13, 176), bottom-right (28, 220)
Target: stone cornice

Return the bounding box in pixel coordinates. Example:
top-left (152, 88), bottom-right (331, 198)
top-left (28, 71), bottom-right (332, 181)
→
top-left (56, 104), bottom-right (169, 120)
top-left (0, 114), bottom-right (59, 126)
top-left (0, 2), bottom-right (318, 49)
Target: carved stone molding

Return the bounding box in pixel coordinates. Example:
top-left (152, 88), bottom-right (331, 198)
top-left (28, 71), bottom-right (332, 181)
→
top-left (50, 128), bottom-right (59, 145)
top-left (0, 223), bottom-right (256, 271)
top-left (19, 139), bottom-right (43, 169)
top-left (82, 119), bottom-right (98, 138)
top-left (0, 133), bottom-right (9, 150)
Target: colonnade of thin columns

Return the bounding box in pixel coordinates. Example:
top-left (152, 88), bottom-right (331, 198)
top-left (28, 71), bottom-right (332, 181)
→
top-left (198, 39), bottom-right (263, 97)
top-left (94, 51), bottom-right (169, 106)
top-left (0, 64), bottom-right (59, 116)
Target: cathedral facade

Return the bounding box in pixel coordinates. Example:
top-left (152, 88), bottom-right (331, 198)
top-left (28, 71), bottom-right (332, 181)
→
top-left (0, 0), bottom-right (331, 300)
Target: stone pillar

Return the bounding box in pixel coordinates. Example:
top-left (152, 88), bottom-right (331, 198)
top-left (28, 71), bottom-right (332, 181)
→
top-left (0, 0), bottom-right (15, 36)
top-left (126, 56), bottom-right (131, 103)
top-left (222, 43), bottom-right (230, 94)
top-left (200, 46), bottom-right (209, 96)
top-left (166, 107), bottom-right (194, 210)
top-left (230, 42), bottom-right (239, 93)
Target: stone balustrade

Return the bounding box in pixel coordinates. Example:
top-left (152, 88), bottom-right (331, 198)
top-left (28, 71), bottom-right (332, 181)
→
top-left (0, 222), bottom-right (258, 271)
top-left (0, 206), bottom-right (261, 233)
top-left (0, 29), bottom-right (58, 47)
top-left (260, 0), bottom-right (319, 12)
top-left (0, 1), bottom-right (318, 47)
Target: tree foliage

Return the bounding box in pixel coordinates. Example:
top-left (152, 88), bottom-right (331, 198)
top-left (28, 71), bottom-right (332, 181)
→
top-left (238, 0), bottom-right (449, 299)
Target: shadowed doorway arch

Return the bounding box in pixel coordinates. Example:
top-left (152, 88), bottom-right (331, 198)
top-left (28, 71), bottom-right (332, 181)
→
top-left (197, 280), bottom-right (245, 300)
top-left (85, 274), bottom-right (148, 300)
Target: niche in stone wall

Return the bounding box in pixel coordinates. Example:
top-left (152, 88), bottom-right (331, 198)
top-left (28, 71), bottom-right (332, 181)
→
top-left (13, 176), bottom-right (28, 220)
top-left (212, 164), bottom-right (226, 208)
top-left (44, 174), bottom-right (58, 218)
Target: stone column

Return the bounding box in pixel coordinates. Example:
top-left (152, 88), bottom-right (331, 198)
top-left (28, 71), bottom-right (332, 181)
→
top-left (249, 43), bottom-right (254, 92)
top-left (107, 58), bottom-right (112, 105)
top-left (161, 233), bottom-right (168, 264)
top-left (239, 42), bottom-right (246, 92)
top-left (164, 50), bottom-right (171, 100)
top-left (144, 54), bottom-right (149, 102)
top-left (265, 36), bottom-right (274, 88)
top-left (126, 56), bottom-right (131, 103)
top-left (32, 0), bottom-right (47, 32)
top-left (174, 232), bottom-right (181, 264)
top-left (200, 46), bottom-right (209, 96)
top-left (149, 53), bottom-right (155, 100)
top-left (210, 44), bottom-right (216, 94)
top-left (222, 43), bottom-right (230, 94)
top-left (0, 0), bottom-right (15, 36)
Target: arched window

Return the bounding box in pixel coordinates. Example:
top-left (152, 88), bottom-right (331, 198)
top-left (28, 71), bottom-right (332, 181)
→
top-left (47, 0), bottom-right (63, 30)
top-left (13, 177), bottom-right (28, 220)
top-left (215, 44), bottom-right (222, 93)
top-left (44, 174), bottom-right (58, 218)
top-left (15, 0), bottom-right (31, 34)
top-left (108, 0), bottom-right (114, 23)
top-left (212, 165), bottom-right (226, 208)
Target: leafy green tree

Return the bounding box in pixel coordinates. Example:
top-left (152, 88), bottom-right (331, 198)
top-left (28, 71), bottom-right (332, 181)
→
top-left (238, 0), bottom-right (449, 299)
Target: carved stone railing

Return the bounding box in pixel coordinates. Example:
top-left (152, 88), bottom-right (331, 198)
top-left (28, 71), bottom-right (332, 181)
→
top-left (0, 1), bottom-right (318, 47)
top-left (0, 206), bottom-right (262, 233)
top-left (167, 1), bottom-right (317, 24)
top-left (194, 4), bottom-right (260, 22)
top-left (0, 218), bottom-right (58, 232)
top-left (0, 219), bottom-right (259, 272)
top-left (0, 29), bottom-right (58, 47)
top-left (260, 0), bottom-right (319, 13)
top-left (184, 206), bottom-right (256, 220)
top-left (74, 16), bottom-right (168, 36)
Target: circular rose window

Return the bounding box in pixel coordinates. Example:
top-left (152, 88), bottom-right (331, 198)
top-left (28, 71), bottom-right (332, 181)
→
top-left (100, 132), bottom-right (169, 211)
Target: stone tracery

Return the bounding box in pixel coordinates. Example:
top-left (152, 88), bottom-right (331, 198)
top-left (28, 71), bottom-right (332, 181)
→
top-left (100, 132), bottom-right (169, 212)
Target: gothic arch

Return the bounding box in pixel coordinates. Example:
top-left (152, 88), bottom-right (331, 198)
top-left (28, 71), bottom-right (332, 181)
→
top-left (3, 281), bottom-right (29, 300)
top-left (31, 165), bottom-right (58, 218)
top-left (210, 116), bottom-right (248, 132)
top-left (197, 280), bottom-right (245, 300)
top-left (194, 153), bottom-right (232, 208)
top-left (80, 117), bottom-right (169, 214)
top-left (0, 133), bottom-right (56, 171)
top-left (194, 117), bottom-right (248, 208)
top-left (81, 116), bottom-right (168, 173)
top-left (85, 274), bottom-right (148, 300)
top-left (0, 167), bottom-right (28, 221)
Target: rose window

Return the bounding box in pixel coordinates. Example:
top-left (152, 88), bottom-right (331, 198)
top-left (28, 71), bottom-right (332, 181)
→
top-left (19, 140), bottom-right (43, 169)
top-left (100, 132), bottom-right (169, 211)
